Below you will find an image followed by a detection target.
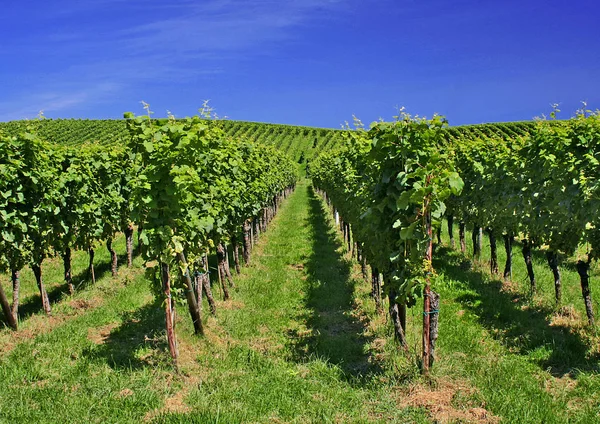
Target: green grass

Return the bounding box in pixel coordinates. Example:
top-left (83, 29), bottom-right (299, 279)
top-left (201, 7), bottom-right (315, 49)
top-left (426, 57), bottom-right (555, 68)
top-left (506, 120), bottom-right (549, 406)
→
top-left (418, 226), bottom-right (600, 423)
top-left (0, 239), bottom-right (171, 423)
top-left (1, 182), bottom-right (599, 423)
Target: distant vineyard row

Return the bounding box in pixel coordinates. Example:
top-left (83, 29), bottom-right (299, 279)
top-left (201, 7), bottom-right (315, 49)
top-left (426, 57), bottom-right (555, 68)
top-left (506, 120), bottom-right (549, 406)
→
top-left (0, 118), bottom-right (543, 164)
top-left (0, 118), bottom-right (346, 164)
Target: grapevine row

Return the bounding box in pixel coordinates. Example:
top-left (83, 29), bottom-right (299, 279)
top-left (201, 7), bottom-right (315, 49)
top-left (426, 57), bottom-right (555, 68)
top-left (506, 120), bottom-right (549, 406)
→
top-left (0, 108), bottom-right (298, 366)
top-left (310, 109), bottom-right (599, 372)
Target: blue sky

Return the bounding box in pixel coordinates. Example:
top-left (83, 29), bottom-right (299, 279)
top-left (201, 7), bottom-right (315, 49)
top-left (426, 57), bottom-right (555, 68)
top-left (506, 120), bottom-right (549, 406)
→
top-left (1, 0), bottom-right (599, 127)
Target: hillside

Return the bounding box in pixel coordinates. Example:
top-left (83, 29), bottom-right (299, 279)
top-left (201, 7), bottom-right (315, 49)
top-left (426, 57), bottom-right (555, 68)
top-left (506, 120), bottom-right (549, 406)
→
top-left (0, 118), bottom-right (346, 165)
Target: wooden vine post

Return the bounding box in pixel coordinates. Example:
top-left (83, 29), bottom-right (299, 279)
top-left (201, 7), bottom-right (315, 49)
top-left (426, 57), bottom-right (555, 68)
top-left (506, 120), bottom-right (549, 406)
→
top-left (576, 256), bottom-right (595, 326)
top-left (160, 262), bottom-right (178, 366)
top-left (422, 209), bottom-right (433, 373)
top-left (0, 282), bottom-right (17, 330)
top-left (422, 176), bottom-right (440, 374)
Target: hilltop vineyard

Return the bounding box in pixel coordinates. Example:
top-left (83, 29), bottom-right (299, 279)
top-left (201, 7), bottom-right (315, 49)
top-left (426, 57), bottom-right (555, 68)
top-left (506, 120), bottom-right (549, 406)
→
top-left (0, 117), bottom-right (345, 164)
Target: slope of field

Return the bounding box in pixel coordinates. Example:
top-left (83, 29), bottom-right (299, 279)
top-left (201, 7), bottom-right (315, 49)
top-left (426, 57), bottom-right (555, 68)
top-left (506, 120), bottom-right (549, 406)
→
top-left (0, 118), bottom-right (346, 164)
top-left (1, 181), bottom-right (599, 423)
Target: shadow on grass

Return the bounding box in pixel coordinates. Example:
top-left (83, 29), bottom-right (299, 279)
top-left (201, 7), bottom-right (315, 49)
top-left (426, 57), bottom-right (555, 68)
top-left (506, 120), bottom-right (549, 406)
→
top-left (455, 232), bottom-right (598, 278)
top-left (434, 246), bottom-right (599, 377)
top-left (509, 238), bottom-right (587, 275)
top-left (287, 186), bottom-right (381, 382)
top-left (0, 249), bottom-right (137, 328)
top-left (81, 300), bottom-right (170, 370)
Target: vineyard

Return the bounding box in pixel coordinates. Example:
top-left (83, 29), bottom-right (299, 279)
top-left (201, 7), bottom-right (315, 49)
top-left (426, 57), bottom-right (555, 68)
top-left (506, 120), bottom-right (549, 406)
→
top-left (0, 107), bottom-right (599, 423)
top-left (0, 117), bottom-right (346, 166)
top-left (311, 108), bottom-right (599, 371)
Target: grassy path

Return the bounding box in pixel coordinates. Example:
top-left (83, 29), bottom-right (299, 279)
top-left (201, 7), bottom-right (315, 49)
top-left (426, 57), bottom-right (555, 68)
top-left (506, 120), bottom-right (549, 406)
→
top-left (160, 181), bottom-right (428, 423)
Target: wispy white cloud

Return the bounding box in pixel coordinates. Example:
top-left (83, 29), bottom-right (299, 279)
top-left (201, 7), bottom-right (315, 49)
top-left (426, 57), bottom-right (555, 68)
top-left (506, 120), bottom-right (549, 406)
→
top-left (0, 83), bottom-right (122, 121)
top-left (116, 0), bottom-right (344, 53)
top-left (0, 0), bottom-right (347, 120)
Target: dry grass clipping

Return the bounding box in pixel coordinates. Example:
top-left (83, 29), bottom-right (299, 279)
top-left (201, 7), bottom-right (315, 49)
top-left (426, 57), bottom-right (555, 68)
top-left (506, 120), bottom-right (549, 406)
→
top-left (87, 322), bottom-right (119, 345)
top-left (396, 379), bottom-right (499, 423)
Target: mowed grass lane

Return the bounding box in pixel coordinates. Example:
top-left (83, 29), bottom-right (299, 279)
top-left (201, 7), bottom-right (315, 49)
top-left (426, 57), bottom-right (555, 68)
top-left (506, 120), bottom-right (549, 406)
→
top-left (157, 181), bottom-right (429, 423)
